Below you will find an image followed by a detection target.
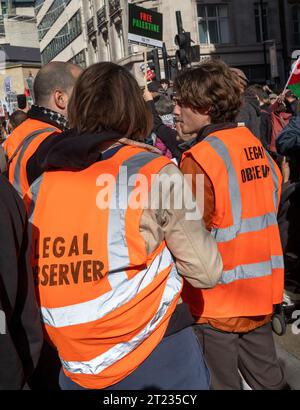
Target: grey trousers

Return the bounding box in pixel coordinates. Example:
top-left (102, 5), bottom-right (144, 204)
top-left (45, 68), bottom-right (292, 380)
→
top-left (194, 322), bottom-right (287, 390)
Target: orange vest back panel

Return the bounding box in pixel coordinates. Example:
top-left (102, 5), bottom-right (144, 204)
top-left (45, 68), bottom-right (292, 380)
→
top-left (181, 126), bottom-right (284, 319)
top-left (28, 145), bottom-right (182, 389)
top-left (5, 118), bottom-right (59, 197)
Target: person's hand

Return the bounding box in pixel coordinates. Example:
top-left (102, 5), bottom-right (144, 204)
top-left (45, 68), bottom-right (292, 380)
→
top-left (143, 85), bottom-right (153, 102)
top-left (276, 93), bottom-right (286, 105)
top-left (281, 156), bottom-right (290, 183)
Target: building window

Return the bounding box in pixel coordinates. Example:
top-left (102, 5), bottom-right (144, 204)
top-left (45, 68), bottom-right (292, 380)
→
top-left (41, 10), bottom-right (82, 64)
top-left (197, 3), bottom-right (230, 44)
top-left (292, 5), bottom-right (300, 45)
top-left (69, 50), bottom-right (86, 69)
top-left (0, 16), bottom-right (5, 37)
top-left (37, 0), bottom-right (72, 41)
top-left (109, 0), bottom-right (121, 17)
top-left (235, 64), bottom-right (269, 84)
top-left (97, 5), bottom-right (107, 29)
top-left (254, 2), bottom-right (268, 43)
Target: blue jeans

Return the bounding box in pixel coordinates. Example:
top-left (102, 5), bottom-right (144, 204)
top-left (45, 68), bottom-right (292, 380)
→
top-left (59, 326), bottom-right (210, 390)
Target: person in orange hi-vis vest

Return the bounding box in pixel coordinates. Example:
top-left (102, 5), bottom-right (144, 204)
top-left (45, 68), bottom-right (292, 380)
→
top-left (3, 61), bottom-right (82, 198)
top-left (26, 62), bottom-right (223, 390)
top-left (175, 60), bottom-right (289, 390)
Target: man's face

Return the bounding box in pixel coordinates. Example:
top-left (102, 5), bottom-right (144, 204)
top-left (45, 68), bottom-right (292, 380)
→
top-left (173, 98), bottom-right (211, 135)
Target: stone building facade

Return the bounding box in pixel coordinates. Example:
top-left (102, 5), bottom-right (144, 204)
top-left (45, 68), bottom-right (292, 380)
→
top-left (36, 0), bottom-right (300, 87)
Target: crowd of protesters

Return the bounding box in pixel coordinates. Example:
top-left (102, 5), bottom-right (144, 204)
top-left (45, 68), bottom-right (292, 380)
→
top-left (0, 57), bottom-right (299, 391)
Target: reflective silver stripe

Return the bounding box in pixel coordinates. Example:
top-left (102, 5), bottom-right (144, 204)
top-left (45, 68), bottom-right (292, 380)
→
top-left (28, 175), bottom-right (44, 224)
top-left (212, 212), bottom-right (278, 243)
top-left (41, 246), bottom-right (174, 328)
top-left (204, 137), bottom-right (284, 284)
top-left (219, 256), bottom-right (284, 285)
top-left (26, 176), bottom-right (44, 286)
top-left (206, 137), bottom-right (279, 244)
top-left (271, 255), bottom-right (284, 269)
top-left (265, 150), bottom-right (279, 210)
top-left (206, 137), bottom-right (242, 228)
top-left (107, 152), bottom-right (159, 289)
top-left (61, 262), bottom-right (182, 375)
top-left (13, 128), bottom-right (56, 196)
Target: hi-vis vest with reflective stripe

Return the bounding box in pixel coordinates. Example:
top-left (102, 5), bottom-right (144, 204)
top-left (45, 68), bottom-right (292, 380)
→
top-left (28, 145), bottom-right (183, 389)
top-left (181, 126), bottom-right (284, 319)
top-left (4, 118), bottom-right (59, 197)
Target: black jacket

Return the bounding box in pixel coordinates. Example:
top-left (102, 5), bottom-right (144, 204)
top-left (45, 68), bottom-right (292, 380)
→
top-left (276, 114), bottom-right (300, 156)
top-left (260, 109), bottom-right (272, 150)
top-left (146, 100), bottom-right (182, 160)
top-left (236, 96), bottom-right (261, 139)
top-left (0, 175), bottom-right (43, 389)
top-left (278, 181), bottom-right (300, 280)
top-left (26, 128), bottom-right (123, 185)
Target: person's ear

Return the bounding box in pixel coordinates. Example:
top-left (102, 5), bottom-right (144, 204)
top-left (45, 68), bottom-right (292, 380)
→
top-left (54, 90), bottom-right (68, 110)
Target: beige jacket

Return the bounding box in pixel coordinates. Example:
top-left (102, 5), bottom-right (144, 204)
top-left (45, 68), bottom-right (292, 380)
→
top-left (101, 138), bottom-right (223, 289)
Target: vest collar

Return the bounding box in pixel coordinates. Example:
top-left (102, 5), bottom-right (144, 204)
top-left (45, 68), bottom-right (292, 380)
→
top-left (179, 123), bottom-right (238, 152)
top-left (42, 130), bottom-right (161, 172)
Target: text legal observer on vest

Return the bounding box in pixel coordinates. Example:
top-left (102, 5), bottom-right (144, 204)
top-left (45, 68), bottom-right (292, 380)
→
top-left (95, 168), bottom-right (204, 221)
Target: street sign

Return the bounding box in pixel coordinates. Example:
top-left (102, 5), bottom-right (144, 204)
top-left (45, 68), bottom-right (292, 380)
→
top-left (128, 4), bottom-right (163, 48)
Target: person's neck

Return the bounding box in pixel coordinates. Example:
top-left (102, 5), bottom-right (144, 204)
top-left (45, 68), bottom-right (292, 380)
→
top-left (37, 104), bottom-right (65, 118)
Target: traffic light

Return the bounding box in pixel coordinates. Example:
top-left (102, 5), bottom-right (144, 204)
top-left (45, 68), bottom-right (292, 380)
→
top-left (175, 31), bottom-right (192, 67)
top-left (175, 32), bottom-right (191, 49)
top-left (147, 48), bottom-right (161, 82)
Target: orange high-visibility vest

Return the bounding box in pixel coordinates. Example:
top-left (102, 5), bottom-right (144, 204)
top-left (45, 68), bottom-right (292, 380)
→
top-left (181, 126), bottom-right (284, 319)
top-left (28, 145), bottom-right (183, 389)
top-left (4, 118), bottom-right (59, 197)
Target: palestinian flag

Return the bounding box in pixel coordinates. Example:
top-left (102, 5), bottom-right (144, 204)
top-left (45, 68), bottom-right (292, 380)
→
top-left (286, 58), bottom-right (300, 98)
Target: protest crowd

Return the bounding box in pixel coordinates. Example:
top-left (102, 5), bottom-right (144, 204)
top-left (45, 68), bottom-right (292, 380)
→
top-left (0, 55), bottom-right (300, 391)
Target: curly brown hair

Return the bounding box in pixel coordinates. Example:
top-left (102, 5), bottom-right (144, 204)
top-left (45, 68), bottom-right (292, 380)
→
top-left (68, 62), bottom-right (153, 140)
top-left (174, 60), bottom-right (242, 123)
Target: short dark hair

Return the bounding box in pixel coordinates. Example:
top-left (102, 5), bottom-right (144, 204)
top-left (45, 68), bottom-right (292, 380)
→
top-left (174, 60), bottom-right (242, 123)
top-left (9, 110), bottom-right (27, 130)
top-left (246, 84), bottom-right (268, 101)
top-left (68, 62), bottom-right (153, 140)
top-left (33, 61), bottom-right (79, 106)
top-left (155, 95), bottom-right (173, 116)
top-left (160, 79), bottom-right (170, 86)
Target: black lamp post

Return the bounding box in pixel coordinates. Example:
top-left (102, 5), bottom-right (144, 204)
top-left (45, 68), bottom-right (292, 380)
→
top-left (278, 0), bottom-right (289, 81)
top-left (260, 0), bottom-right (269, 82)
